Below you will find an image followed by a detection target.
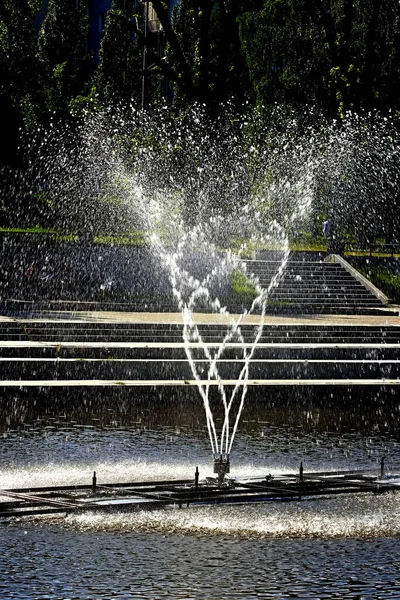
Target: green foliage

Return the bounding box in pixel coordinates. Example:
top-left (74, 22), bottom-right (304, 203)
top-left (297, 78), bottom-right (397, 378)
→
top-left (238, 0), bottom-right (330, 111)
top-left (290, 232), bottom-right (327, 252)
top-left (37, 0), bottom-right (90, 115)
top-left (358, 266), bottom-right (400, 303)
top-left (95, 0), bottom-right (142, 107)
top-left (231, 268), bottom-right (257, 297)
top-left (68, 87), bottom-right (101, 118)
top-left (0, 0), bottom-right (41, 166)
top-left (94, 232), bottom-right (146, 245)
top-left (1, 0), bottom-right (400, 241)
top-left (0, 225), bottom-right (56, 234)
top-left (238, 0), bottom-right (400, 117)
top-left (158, 0), bottom-right (253, 108)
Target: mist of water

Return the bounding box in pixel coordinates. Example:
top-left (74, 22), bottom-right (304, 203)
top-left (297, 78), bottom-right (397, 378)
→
top-left (11, 104), bottom-right (400, 458)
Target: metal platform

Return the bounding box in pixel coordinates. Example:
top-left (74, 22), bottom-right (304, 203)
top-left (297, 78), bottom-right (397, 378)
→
top-left (1, 465), bottom-right (399, 519)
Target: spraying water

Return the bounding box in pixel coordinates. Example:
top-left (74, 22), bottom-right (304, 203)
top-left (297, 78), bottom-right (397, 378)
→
top-left (13, 104), bottom-right (400, 464)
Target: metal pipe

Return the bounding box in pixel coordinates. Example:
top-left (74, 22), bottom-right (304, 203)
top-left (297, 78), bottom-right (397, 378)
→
top-left (92, 470), bottom-right (97, 494)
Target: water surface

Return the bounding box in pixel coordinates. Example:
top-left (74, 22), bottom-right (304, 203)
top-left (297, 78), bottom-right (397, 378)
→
top-left (1, 394), bottom-right (400, 599)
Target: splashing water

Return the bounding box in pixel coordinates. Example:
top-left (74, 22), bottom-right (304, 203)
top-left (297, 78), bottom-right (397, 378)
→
top-left (17, 106), bottom-right (322, 456)
top-left (14, 104), bottom-right (400, 459)
top-left (152, 219), bottom-right (290, 457)
top-left (67, 491), bottom-right (400, 538)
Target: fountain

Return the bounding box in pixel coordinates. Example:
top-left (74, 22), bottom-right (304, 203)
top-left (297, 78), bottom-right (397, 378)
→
top-left (3, 104), bottom-right (399, 483)
top-left (1, 105), bottom-right (400, 485)
top-left (9, 104), bottom-right (319, 476)
top-left (2, 105), bottom-right (400, 600)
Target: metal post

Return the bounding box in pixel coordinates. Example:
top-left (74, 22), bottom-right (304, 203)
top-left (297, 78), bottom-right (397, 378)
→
top-left (299, 461), bottom-right (304, 482)
top-left (194, 466), bottom-right (199, 491)
top-left (92, 471), bottom-right (97, 494)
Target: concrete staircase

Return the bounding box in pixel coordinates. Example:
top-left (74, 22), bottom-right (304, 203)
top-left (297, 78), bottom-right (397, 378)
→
top-left (1, 319), bottom-right (400, 386)
top-left (243, 258), bottom-right (387, 314)
top-left (1, 253), bottom-right (398, 390)
top-left (1, 254), bottom-right (390, 316)
top-left (1, 320), bottom-right (400, 344)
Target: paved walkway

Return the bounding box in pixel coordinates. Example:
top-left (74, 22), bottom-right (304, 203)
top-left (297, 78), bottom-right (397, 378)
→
top-left (1, 309), bottom-right (400, 326)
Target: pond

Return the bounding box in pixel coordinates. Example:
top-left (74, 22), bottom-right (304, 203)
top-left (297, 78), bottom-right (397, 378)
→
top-left (1, 393), bottom-right (400, 599)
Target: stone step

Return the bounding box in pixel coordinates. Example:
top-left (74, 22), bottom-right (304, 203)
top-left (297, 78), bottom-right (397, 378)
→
top-left (254, 278), bottom-right (367, 284)
top-left (1, 306), bottom-right (392, 317)
top-left (2, 321), bottom-right (399, 331)
top-left (2, 322), bottom-right (399, 336)
top-left (262, 283), bottom-right (371, 289)
top-left (3, 335), bottom-right (398, 345)
top-left (1, 357), bottom-right (399, 381)
top-left (268, 299), bottom-right (381, 305)
top-left (268, 291), bottom-right (379, 298)
top-left (0, 344), bottom-right (400, 366)
top-left (1, 322), bottom-right (398, 338)
top-left (249, 268), bottom-right (346, 273)
top-left (246, 264), bottom-right (345, 273)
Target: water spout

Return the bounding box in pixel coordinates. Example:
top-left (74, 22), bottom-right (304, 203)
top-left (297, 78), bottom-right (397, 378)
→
top-left (213, 453), bottom-right (230, 486)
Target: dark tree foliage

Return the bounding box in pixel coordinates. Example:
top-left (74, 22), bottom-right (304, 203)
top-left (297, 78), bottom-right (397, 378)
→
top-left (95, 0), bottom-right (142, 106)
top-left (1, 0), bottom-right (400, 239)
top-left (0, 0), bottom-right (41, 168)
top-left (238, 0), bottom-right (400, 117)
top-left (238, 1), bottom-right (328, 110)
top-left (37, 0), bottom-right (90, 115)
top-left (149, 0), bottom-right (254, 108)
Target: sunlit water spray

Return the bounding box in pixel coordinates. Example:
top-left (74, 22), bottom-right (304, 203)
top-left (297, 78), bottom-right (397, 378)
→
top-left (155, 220), bottom-right (291, 460)
top-left (16, 104), bottom-right (400, 468)
top-left (66, 491), bottom-right (400, 538)
top-left (107, 106), bottom-right (320, 462)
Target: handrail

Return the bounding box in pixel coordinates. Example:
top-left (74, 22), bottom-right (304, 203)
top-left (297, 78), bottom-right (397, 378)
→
top-left (345, 242), bottom-right (400, 257)
top-left (325, 254), bottom-right (389, 304)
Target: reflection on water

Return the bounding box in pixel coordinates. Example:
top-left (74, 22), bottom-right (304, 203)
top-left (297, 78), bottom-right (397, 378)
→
top-left (2, 419), bottom-right (400, 488)
top-left (1, 404), bottom-right (400, 537)
top-left (1, 391), bottom-right (400, 598)
top-left (67, 492), bottom-right (400, 538)
top-left (1, 525), bottom-right (400, 599)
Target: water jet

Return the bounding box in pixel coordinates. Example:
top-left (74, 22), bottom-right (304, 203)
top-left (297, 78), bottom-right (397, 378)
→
top-left (213, 453), bottom-right (230, 486)
top-left (1, 106), bottom-right (400, 522)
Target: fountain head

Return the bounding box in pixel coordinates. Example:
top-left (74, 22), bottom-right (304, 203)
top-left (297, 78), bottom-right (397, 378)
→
top-left (213, 453), bottom-right (230, 486)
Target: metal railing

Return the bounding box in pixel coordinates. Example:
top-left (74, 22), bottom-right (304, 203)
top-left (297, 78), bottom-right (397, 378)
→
top-left (345, 242), bottom-right (400, 257)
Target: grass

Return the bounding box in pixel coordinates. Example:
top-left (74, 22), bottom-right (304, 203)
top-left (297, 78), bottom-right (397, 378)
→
top-left (94, 232), bottom-right (146, 245)
top-left (357, 266), bottom-right (400, 303)
top-left (231, 268), bottom-right (257, 296)
top-left (346, 249), bottom-right (400, 258)
top-left (0, 226), bottom-right (78, 241)
top-left (230, 268), bottom-right (292, 306)
top-left (290, 232), bottom-right (328, 252)
top-left (2, 226), bottom-right (400, 261)
top-left (0, 225), bottom-right (57, 234)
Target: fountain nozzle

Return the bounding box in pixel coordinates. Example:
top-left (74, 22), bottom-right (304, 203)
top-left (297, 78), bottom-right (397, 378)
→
top-left (213, 454), bottom-right (230, 486)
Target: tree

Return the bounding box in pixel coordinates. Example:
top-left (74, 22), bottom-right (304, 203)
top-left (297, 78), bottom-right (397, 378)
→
top-left (0, 0), bottom-right (41, 168)
top-left (146, 0), bottom-right (255, 108)
top-left (238, 1), bottom-right (337, 113)
top-left (37, 0), bottom-right (90, 115)
top-left (238, 0), bottom-right (400, 118)
top-left (95, 0), bottom-right (142, 107)
top-left (346, 0), bottom-right (400, 112)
